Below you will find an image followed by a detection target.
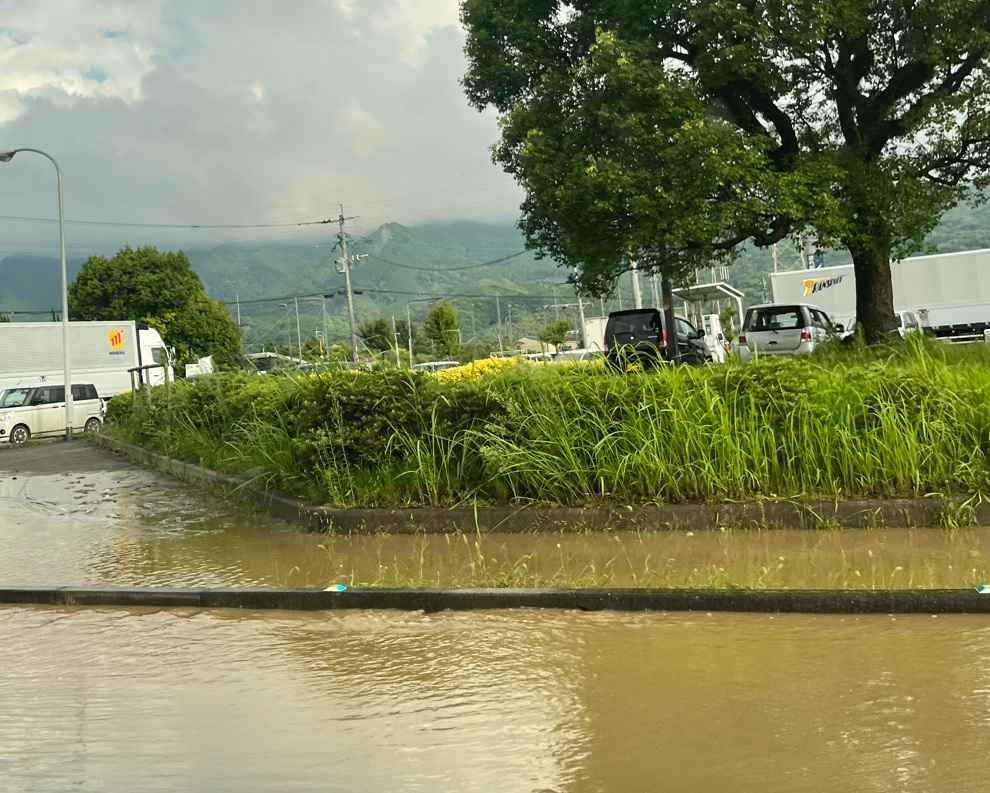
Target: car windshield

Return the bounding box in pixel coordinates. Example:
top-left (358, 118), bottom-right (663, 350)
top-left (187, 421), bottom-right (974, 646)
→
top-left (0, 388), bottom-right (30, 408)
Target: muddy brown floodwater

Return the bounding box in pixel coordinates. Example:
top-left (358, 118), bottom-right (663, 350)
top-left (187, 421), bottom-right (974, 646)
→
top-left (2, 443), bottom-right (990, 792)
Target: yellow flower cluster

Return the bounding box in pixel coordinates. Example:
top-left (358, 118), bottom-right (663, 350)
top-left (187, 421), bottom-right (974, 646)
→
top-left (434, 355), bottom-right (527, 383)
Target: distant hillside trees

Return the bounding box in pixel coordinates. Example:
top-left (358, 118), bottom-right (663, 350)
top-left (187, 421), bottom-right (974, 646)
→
top-left (68, 246), bottom-right (242, 369)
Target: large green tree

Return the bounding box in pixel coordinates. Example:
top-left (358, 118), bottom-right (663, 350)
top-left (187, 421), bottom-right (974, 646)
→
top-left (69, 246), bottom-right (242, 368)
top-left (423, 301), bottom-right (462, 360)
top-left (358, 317), bottom-right (411, 355)
top-left (462, 0), bottom-right (990, 342)
top-left (538, 318), bottom-right (572, 351)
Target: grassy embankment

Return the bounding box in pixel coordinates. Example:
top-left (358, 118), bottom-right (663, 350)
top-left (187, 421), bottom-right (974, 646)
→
top-left (106, 336), bottom-right (990, 509)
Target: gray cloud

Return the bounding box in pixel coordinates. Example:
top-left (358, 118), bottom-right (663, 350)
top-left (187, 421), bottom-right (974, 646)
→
top-left (0, 0), bottom-right (522, 258)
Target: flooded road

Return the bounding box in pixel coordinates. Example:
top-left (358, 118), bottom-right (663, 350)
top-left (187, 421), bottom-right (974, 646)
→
top-left (1, 444), bottom-right (988, 590)
top-left (3, 443), bottom-right (990, 792)
top-left (3, 607), bottom-right (990, 792)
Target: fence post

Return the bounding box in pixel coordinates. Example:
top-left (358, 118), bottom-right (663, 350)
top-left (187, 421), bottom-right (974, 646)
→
top-left (145, 368), bottom-right (153, 411)
top-left (163, 363), bottom-right (171, 417)
top-left (130, 370), bottom-right (137, 409)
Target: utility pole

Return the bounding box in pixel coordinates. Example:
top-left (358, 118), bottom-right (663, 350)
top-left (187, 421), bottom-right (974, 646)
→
top-left (279, 303), bottom-right (292, 356)
top-left (630, 260), bottom-right (643, 309)
top-left (321, 298), bottom-right (329, 358)
top-left (294, 296), bottom-right (302, 360)
top-left (496, 295), bottom-right (504, 355)
top-left (333, 205), bottom-right (360, 363)
top-left (576, 295), bottom-right (587, 348)
top-left (235, 294), bottom-right (241, 325)
top-left (391, 315), bottom-right (401, 366)
top-left (406, 303), bottom-right (414, 364)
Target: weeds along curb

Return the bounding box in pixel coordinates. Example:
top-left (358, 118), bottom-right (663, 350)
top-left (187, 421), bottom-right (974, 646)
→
top-left (2, 584), bottom-right (990, 614)
top-left (91, 435), bottom-right (990, 534)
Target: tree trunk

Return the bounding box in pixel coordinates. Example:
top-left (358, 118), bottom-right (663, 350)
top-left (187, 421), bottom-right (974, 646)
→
top-left (850, 244), bottom-right (898, 344)
top-left (661, 275), bottom-right (679, 363)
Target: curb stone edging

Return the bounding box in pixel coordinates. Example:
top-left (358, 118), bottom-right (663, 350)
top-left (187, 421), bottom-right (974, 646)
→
top-left (90, 435), bottom-right (990, 534)
top-left (2, 585), bottom-right (990, 614)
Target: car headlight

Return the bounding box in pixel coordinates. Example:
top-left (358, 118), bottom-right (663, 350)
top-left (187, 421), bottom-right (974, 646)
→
top-left (0, 411), bottom-right (13, 421)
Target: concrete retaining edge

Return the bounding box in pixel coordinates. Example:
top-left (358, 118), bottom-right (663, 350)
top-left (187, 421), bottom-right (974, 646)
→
top-left (2, 585), bottom-right (989, 613)
top-left (90, 435), bottom-right (990, 534)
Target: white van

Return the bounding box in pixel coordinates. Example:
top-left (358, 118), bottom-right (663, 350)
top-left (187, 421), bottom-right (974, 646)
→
top-left (0, 383), bottom-right (105, 445)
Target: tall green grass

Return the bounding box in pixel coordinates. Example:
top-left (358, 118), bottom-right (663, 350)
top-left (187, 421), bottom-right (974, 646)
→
top-left (107, 336), bottom-right (990, 507)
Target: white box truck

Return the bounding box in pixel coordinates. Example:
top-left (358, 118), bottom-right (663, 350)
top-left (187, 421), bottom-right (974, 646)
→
top-left (770, 248), bottom-right (990, 340)
top-left (0, 321), bottom-right (174, 397)
top-left (583, 316), bottom-right (607, 351)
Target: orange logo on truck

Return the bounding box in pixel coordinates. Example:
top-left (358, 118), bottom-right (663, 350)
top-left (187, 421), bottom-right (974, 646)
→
top-left (108, 329), bottom-right (124, 350)
top-left (802, 275), bottom-right (845, 297)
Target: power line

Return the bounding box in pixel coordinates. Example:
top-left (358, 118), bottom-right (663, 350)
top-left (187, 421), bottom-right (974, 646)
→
top-left (0, 213), bottom-right (330, 230)
top-left (222, 286), bottom-right (560, 307)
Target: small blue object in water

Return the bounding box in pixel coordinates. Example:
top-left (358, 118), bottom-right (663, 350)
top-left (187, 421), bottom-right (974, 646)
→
top-left (325, 584), bottom-right (347, 592)
top-left (977, 585), bottom-right (989, 594)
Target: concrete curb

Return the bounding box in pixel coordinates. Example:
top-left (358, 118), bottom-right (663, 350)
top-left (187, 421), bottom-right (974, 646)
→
top-left (90, 434), bottom-right (989, 534)
top-left (2, 585), bottom-right (989, 613)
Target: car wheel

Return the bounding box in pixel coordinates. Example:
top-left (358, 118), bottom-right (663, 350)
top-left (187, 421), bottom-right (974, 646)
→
top-left (9, 424), bottom-right (30, 445)
top-left (84, 417), bottom-right (102, 434)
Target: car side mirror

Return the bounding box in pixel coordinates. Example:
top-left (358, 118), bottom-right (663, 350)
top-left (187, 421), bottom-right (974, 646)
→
top-left (834, 324), bottom-right (845, 334)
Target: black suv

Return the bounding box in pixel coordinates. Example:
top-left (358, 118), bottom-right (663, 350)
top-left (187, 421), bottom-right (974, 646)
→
top-left (604, 308), bottom-right (712, 370)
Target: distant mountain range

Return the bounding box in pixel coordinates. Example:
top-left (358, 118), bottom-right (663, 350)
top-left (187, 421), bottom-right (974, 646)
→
top-left (3, 205), bottom-right (990, 351)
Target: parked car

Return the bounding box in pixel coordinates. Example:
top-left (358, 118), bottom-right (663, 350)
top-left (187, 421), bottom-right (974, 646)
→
top-left (551, 348), bottom-right (603, 363)
top-left (604, 308), bottom-right (713, 370)
top-left (411, 360), bottom-right (461, 372)
top-left (738, 303), bottom-right (843, 361)
top-left (0, 383), bottom-right (105, 445)
top-left (841, 310), bottom-right (924, 341)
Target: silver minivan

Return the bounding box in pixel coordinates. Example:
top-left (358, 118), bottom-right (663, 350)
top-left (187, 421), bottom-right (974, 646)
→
top-left (738, 303), bottom-right (842, 361)
top-left (0, 383), bottom-right (105, 445)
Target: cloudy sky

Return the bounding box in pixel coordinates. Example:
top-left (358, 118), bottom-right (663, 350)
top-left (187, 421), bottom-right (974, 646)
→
top-left (0, 0), bottom-right (524, 258)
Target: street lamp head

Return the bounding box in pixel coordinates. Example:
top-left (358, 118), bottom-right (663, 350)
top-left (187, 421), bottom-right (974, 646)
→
top-left (0, 150), bottom-right (16, 163)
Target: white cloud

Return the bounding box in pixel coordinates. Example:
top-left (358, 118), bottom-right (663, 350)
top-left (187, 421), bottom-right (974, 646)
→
top-left (0, 0), bottom-right (522, 256)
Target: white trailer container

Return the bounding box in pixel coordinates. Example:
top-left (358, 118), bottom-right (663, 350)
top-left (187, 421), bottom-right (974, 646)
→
top-left (770, 248), bottom-right (990, 338)
top-left (583, 317), bottom-right (607, 351)
top-left (0, 321), bottom-right (173, 397)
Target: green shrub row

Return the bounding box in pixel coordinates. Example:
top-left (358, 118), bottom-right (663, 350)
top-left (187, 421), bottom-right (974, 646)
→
top-left (108, 338), bottom-right (990, 507)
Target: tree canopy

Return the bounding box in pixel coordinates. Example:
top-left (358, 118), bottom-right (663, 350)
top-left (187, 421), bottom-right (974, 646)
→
top-left (462, 0), bottom-right (990, 342)
top-left (423, 301), bottom-right (462, 359)
top-left (538, 318), bottom-right (572, 350)
top-left (69, 246), bottom-right (242, 368)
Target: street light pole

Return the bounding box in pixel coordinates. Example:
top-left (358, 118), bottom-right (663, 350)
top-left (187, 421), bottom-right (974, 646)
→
top-left (0, 148), bottom-right (72, 440)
